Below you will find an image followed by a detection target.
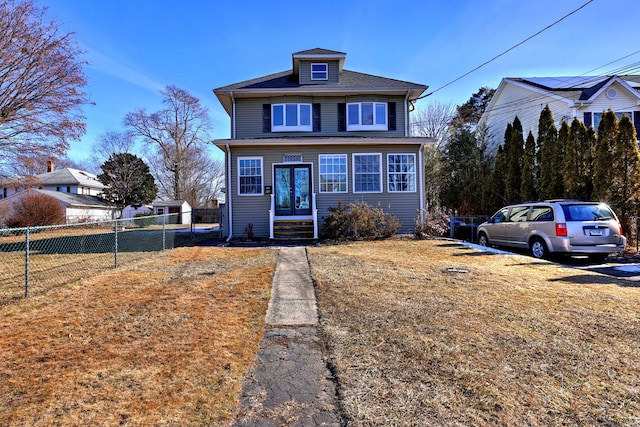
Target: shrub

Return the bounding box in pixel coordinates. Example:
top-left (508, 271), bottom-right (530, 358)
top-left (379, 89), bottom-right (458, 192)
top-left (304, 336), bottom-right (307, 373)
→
top-left (6, 193), bottom-right (66, 227)
top-left (133, 212), bottom-right (157, 227)
top-left (322, 200), bottom-right (401, 240)
top-left (415, 211), bottom-right (450, 239)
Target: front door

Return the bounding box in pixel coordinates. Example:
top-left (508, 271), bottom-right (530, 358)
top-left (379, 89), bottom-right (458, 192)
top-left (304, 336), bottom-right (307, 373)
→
top-left (274, 165), bottom-right (311, 216)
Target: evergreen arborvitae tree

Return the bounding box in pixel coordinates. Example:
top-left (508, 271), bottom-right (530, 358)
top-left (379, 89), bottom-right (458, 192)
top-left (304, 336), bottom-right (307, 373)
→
top-left (440, 126), bottom-right (488, 214)
top-left (505, 116), bottom-right (524, 203)
top-left (486, 145), bottom-right (507, 213)
top-left (550, 120), bottom-right (568, 198)
top-left (593, 110), bottom-right (618, 201)
top-left (521, 131), bottom-right (537, 201)
top-left (537, 106), bottom-right (558, 199)
top-left (610, 114), bottom-right (640, 218)
top-left (564, 118), bottom-right (592, 200)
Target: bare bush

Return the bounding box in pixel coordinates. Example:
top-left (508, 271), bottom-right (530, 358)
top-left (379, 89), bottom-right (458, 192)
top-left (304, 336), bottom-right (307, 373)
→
top-left (321, 200), bottom-right (401, 240)
top-left (6, 192), bottom-right (66, 227)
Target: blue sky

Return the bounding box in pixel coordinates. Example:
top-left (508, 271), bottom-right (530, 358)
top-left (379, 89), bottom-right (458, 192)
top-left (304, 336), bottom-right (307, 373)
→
top-left (43, 0), bottom-right (639, 164)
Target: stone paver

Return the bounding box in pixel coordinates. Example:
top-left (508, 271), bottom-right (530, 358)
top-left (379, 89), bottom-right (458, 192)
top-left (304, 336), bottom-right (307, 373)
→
top-left (235, 247), bottom-right (342, 427)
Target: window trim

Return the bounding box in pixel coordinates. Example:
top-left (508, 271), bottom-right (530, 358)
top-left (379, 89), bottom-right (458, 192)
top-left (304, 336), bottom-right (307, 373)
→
top-left (346, 102), bottom-right (388, 131)
top-left (387, 153), bottom-right (417, 193)
top-left (352, 153), bottom-right (382, 194)
top-left (318, 154), bottom-right (348, 193)
top-left (272, 103), bottom-right (312, 132)
top-left (237, 156), bottom-right (264, 196)
top-left (310, 63), bottom-right (328, 80)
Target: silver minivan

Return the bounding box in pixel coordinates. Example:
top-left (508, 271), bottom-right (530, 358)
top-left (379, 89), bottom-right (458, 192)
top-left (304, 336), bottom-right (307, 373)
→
top-left (477, 200), bottom-right (626, 259)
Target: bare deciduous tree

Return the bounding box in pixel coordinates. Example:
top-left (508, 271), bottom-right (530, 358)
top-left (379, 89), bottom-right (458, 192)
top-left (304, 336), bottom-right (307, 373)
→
top-left (0, 0), bottom-right (90, 177)
top-left (125, 86), bottom-right (222, 207)
top-left (90, 130), bottom-right (138, 172)
top-left (410, 101), bottom-right (456, 147)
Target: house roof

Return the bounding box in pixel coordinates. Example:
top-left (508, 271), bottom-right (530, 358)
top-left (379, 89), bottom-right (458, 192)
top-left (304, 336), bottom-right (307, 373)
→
top-left (503, 75), bottom-right (640, 104)
top-left (36, 168), bottom-right (105, 190)
top-left (0, 188), bottom-right (115, 209)
top-left (153, 199), bottom-right (189, 207)
top-left (214, 48), bottom-right (428, 116)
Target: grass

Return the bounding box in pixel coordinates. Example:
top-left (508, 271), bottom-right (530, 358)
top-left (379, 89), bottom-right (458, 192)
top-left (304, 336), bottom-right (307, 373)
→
top-left (3, 238), bottom-right (640, 425)
top-left (0, 246), bottom-right (277, 426)
top-left (308, 239), bottom-right (640, 426)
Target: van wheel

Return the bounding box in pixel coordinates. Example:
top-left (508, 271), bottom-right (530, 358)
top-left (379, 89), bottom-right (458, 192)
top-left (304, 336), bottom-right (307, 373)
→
top-left (478, 232), bottom-right (489, 247)
top-left (530, 237), bottom-right (548, 259)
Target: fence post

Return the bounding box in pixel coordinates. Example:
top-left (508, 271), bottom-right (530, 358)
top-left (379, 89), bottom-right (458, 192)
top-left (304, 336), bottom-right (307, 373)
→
top-left (24, 227), bottom-right (30, 298)
top-left (114, 219), bottom-right (119, 268)
top-left (162, 214), bottom-right (166, 251)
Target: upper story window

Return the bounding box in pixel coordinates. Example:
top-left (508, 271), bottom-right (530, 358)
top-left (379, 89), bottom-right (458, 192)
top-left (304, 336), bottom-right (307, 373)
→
top-left (347, 102), bottom-right (387, 131)
top-left (238, 157), bottom-right (263, 195)
top-left (311, 63), bottom-right (328, 80)
top-left (272, 104), bottom-right (312, 132)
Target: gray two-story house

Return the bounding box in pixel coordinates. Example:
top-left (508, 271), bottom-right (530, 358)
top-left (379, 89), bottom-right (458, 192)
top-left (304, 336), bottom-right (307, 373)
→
top-left (213, 48), bottom-right (434, 240)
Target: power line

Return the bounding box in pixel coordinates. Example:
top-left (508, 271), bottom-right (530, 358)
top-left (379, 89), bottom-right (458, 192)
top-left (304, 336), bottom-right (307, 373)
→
top-left (417, 0), bottom-right (595, 100)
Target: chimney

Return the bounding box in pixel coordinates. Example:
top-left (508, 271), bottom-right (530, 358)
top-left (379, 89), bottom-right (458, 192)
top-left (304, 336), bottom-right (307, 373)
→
top-left (47, 160), bottom-right (54, 173)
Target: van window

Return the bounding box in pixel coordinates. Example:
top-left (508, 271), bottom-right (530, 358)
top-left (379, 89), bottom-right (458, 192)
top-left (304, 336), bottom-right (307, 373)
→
top-left (492, 208), bottom-right (509, 223)
top-left (508, 206), bottom-right (530, 222)
top-left (562, 204), bottom-right (614, 221)
top-left (530, 206), bottom-right (553, 221)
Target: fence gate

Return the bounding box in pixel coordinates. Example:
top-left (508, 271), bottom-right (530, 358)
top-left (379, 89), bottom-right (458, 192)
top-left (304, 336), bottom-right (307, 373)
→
top-left (192, 208), bottom-right (220, 225)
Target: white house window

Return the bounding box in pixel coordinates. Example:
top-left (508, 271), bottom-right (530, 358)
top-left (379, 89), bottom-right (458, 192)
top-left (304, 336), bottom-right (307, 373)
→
top-left (319, 154), bottom-right (347, 193)
top-left (353, 153), bottom-right (382, 193)
top-left (387, 154), bottom-right (416, 192)
top-left (311, 63), bottom-right (328, 80)
top-left (238, 157), bottom-right (263, 195)
top-left (593, 111), bottom-right (633, 130)
top-left (347, 102), bottom-right (387, 131)
top-left (272, 104), bottom-right (312, 132)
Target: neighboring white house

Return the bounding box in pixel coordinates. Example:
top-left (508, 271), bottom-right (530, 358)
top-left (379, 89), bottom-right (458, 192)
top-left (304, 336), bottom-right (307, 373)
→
top-left (153, 200), bottom-right (191, 225)
top-left (0, 188), bottom-right (117, 224)
top-left (1, 164), bottom-right (106, 200)
top-left (479, 75), bottom-right (640, 153)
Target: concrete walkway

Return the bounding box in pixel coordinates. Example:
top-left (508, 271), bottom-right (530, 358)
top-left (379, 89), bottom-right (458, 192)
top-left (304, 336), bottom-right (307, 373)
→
top-left (234, 247), bottom-right (342, 427)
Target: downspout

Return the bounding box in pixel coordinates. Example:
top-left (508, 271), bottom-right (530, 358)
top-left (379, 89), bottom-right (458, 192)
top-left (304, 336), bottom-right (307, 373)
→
top-left (225, 90), bottom-right (236, 242)
top-left (225, 142), bottom-right (233, 242)
top-left (404, 90), bottom-right (411, 137)
top-left (419, 142), bottom-right (425, 224)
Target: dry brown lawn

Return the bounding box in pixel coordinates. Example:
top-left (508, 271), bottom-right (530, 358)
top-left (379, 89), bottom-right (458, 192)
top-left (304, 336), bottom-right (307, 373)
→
top-left (308, 239), bottom-right (640, 426)
top-left (0, 246), bottom-right (277, 426)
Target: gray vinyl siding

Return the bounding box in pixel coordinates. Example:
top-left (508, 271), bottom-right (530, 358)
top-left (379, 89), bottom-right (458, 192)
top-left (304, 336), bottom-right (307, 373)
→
top-left (228, 144), bottom-right (421, 238)
top-left (298, 61), bottom-right (340, 84)
top-left (235, 96), bottom-right (407, 139)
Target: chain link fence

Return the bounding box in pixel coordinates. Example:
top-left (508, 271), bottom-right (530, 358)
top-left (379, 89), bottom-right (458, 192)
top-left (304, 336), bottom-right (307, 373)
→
top-left (0, 212), bottom-right (221, 304)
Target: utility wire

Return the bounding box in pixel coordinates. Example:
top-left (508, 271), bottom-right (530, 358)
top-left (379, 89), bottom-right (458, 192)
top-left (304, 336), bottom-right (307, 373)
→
top-left (417, 0), bottom-right (595, 100)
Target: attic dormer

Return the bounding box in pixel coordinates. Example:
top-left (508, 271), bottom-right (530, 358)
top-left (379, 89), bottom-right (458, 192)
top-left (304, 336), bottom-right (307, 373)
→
top-left (292, 48), bottom-right (346, 85)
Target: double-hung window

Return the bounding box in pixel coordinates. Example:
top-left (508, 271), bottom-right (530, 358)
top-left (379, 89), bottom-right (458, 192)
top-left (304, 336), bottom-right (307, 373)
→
top-left (353, 153), bottom-right (382, 193)
top-left (387, 154), bottom-right (416, 192)
top-left (319, 154), bottom-right (347, 193)
top-left (347, 102), bottom-right (387, 131)
top-left (238, 157), bottom-right (263, 195)
top-left (311, 63), bottom-right (328, 80)
top-left (272, 104), bottom-right (312, 132)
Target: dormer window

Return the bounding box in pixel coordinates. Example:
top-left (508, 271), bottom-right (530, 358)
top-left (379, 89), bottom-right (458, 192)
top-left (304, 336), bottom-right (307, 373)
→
top-left (311, 63), bottom-right (328, 80)
top-left (272, 104), bottom-right (312, 132)
top-left (347, 102), bottom-right (387, 131)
